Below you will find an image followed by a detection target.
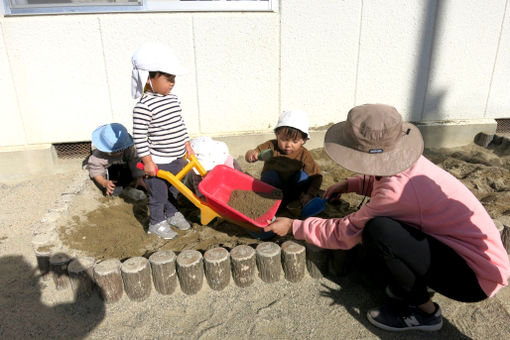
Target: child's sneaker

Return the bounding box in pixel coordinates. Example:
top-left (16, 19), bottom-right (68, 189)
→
top-left (148, 220), bottom-right (178, 239)
top-left (167, 212), bottom-right (191, 231)
top-left (121, 187), bottom-right (147, 201)
top-left (367, 303), bottom-right (443, 332)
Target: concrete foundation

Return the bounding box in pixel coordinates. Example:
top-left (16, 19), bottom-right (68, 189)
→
top-left (0, 144), bottom-right (58, 184)
top-left (414, 118), bottom-right (498, 149)
top-left (0, 119), bottom-right (498, 183)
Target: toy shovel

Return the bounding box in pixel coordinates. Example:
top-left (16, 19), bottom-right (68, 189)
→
top-left (301, 197), bottom-right (328, 218)
top-left (258, 149), bottom-right (273, 161)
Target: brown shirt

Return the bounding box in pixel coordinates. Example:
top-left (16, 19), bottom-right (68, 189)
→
top-left (256, 140), bottom-right (322, 194)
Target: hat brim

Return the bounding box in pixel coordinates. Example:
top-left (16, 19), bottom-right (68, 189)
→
top-left (324, 121), bottom-right (424, 176)
top-left (91, 127), bottom-right (133, 153)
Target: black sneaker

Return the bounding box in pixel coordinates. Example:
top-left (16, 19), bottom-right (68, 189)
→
top-left (367, 303), bottom-right (443, 331)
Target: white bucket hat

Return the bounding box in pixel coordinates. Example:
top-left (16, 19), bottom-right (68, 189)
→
top-left (131, 42), bottom-right (187, 99)
top-left (190, 136), bottom-right (230, 174)
top-left (274, 109), bottom-right (310, 138)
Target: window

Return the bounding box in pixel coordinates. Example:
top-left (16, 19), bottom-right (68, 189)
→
top-left (2, 0), bottom-right (277, 16)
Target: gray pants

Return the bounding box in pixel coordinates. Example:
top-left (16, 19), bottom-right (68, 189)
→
top-left (145, 158), bottom-right (187, 225)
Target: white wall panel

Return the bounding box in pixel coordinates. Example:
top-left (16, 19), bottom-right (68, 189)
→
top-left (193, 13), bottom-right (279, 135)
top-left (2, 16), bottom-right (112, 143)
top-left (1, 0), bottom-right (510, 151)
top-left (486, 2), bottom-right (510, 118)
top-left (99, 14), bottom-right (199, 135)
top-left (356, 0), bottom-right (431, 122)
top-left (280, 0), bottom-right (360, 126)
top-left (0, 22), bottom-right (24, 147)
top-left (424, 0), bottom-right (507, 120)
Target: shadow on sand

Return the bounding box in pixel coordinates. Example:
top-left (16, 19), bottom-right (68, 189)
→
top-left (316, 246), bottom-right (472, 340)
top-left (0, 255), bottom-right (105, 339)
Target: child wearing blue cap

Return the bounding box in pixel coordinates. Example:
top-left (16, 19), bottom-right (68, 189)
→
top-left (87, 123), bottom-right (146, 197)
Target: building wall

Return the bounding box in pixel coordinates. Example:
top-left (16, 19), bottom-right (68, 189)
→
top-left (0, 0), bottom-right (509, 150)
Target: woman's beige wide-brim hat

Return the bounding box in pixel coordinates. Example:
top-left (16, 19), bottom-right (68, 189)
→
top-left (324, 104), bottom-right (424, 176)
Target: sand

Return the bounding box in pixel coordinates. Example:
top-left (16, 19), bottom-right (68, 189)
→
top-left (54, 144), bottom-right (510, 262)
top-left (1, 143), bottom-right (510, 339)
top-left (227, 189), bottom-right (282, 220)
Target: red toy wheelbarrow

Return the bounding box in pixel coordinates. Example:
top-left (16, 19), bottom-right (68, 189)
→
top-left (137, 154), bottom-right (281, 232)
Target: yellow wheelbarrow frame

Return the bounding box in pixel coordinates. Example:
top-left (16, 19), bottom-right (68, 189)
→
top-left (139, 154), bottom-right (266, 232)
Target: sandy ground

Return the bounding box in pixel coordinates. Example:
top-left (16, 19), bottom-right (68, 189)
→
top-left (1, 144), bottom-right (510, 339)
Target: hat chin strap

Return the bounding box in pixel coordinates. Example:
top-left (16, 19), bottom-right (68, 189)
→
top-left (131, 68), bottom-right (149, 99)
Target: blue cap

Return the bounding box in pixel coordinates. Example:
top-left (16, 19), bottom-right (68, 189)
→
top-left (91, 123), bottom-right (133, 153)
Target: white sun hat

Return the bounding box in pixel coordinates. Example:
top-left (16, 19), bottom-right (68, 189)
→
top-left (190, 136), bottom-right (230, 174)
top-left (274, 109), bottom-right (310, 138)
top-left (131, 42), bottom-right (187, 99)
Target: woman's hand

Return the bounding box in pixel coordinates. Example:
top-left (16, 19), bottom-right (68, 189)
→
top-left (245, 149), bottom-right (259, 163)
top-left (264, 217), bottom-right (294, 236)
top-left (323, 180), bottom-right (348, 200)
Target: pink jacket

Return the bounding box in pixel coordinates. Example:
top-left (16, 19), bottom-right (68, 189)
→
top-left (293, 155), bottom-right (510, 297)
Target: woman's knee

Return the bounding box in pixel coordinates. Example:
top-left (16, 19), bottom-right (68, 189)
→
top-left (362, 216), bottom-right (395, 242)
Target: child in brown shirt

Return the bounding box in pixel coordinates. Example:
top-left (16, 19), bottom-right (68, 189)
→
top-left (245, 110), bottom-right (322, 207)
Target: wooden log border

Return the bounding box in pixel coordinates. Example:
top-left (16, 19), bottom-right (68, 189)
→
top-left (34, 242), bottom-right (355, 303)
top-left (31, 133), bottom-right (510, 303)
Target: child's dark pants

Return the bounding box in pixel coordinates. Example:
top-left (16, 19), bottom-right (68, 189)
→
top-left (362, 217), bottom-right (487, 305)
top-left (261, 170), bottom-right (310, 205)
top-left (145, 158), bottom-right (187, 225)
top-left (105, 164), bottom-right (134, 195)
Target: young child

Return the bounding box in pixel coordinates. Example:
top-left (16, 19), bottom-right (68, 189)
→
top-left (87, 123), bottom-right (146, 198)
top-left (245, 110), bottom-right (322, 207)
top-left (131, 42), bottom-right (194, 240)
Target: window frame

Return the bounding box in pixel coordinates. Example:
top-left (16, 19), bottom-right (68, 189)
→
top-left (2, 0), bottom-right (278, 16)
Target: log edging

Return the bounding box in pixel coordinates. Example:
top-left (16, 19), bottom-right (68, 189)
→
top-left (34, 240), bottom-right (347, 303)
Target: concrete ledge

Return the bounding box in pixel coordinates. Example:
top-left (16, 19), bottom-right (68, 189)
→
top-left (0, 119), bottom-right (498, 183)
top-left (0, 144), bottom-right (57, 184)
top-left (414, 118), bottom-right (497, 149)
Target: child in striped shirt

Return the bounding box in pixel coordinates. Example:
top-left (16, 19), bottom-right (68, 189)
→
top-left (131, 42), bottom-right (195, 240)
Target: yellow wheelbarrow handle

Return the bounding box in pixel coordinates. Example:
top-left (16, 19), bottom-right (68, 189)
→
top-left (138, 154), bottom-right (220, 225)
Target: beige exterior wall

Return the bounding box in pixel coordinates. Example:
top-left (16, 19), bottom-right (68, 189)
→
top-left (0, 0), bottom-right (509, 150)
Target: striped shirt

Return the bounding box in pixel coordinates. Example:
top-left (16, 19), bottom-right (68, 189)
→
top-left (133, 92), bottom-right (190, 164)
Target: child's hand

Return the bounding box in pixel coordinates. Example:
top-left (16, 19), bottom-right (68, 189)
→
top-left (185, 141), bottom-right (195, 156)
top-left (245, 150), bottom-right (259, 163)
top-left (300, 193), bottom-right (314, 206)
top-left (135, 176), bottom-right (147, 190)
top-left (144, 161), bottom-right (158, 177)
top-left (324, 181), bottom-right (348, 200)
top-left (105, 180), bottom-right (117, 196)
top-left (264, 217), bottom-right (293, 236)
